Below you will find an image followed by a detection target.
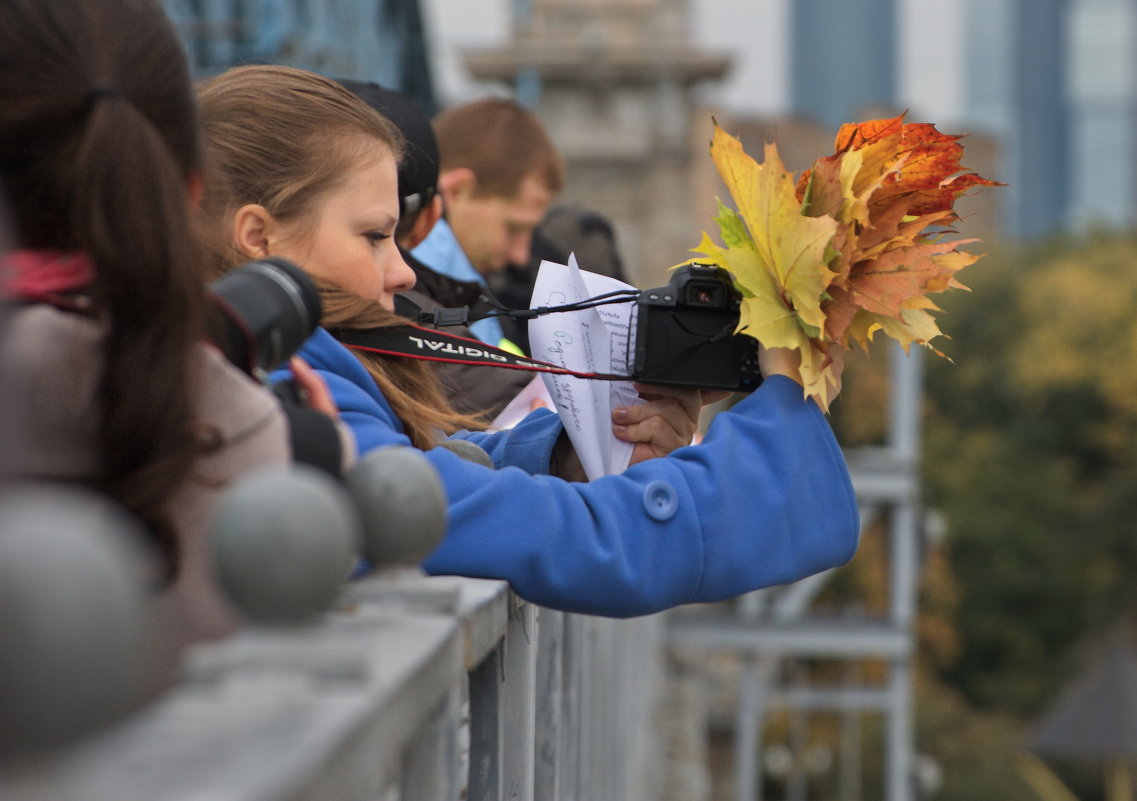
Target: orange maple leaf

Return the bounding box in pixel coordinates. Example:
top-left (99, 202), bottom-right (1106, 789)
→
top-left (687, 115), bottom-right (1001, 408)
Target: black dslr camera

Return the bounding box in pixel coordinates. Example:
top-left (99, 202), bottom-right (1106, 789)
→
top-left (206, 257), bottom-right (321, 377)
top-left (631, 263), bottom-right (762, 392)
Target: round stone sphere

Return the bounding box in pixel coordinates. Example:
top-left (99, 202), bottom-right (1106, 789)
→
top-left (344, 446), bottom-right (448, 569)
top-left (210, 465), bottom-right (361, 624)
top-left (0, 485), bottom-right (151, 762)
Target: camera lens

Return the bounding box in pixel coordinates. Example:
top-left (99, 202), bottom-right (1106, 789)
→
top-left (207, 257), bottom-right (322, 374)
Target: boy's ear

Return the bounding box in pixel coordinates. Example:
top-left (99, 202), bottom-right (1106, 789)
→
top-left (231, 204), bottom-right (275, 259)
top-left (403, 193), bottom-right (444, 250)
top-left (436, 167), bottom-right (476, 203)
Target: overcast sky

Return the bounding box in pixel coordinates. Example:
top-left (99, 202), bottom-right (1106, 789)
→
top-left (419, 0), bottom-right (964, 124)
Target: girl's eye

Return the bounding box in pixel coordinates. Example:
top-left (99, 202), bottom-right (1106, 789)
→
top-left (365, 231), bottom-right (392, 245)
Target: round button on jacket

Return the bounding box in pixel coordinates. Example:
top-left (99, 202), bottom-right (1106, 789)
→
top-left (642, 480), bottom-right (679, 521)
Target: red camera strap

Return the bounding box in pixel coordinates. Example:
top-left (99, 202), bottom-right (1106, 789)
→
top-left (334, 322), bottom-right (631, 382)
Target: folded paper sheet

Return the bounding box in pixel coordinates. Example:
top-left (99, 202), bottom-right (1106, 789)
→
top-left (527, 255), bottom-right (642, 479)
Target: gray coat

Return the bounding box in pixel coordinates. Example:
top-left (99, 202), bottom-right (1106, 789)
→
top-left (1, 304), bottom-right (292, 679)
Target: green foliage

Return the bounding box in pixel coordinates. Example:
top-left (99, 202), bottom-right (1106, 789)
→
top-left (923, 230), bottom-right (1137, 717)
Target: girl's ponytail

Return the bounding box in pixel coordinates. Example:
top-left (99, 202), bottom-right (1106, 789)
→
top-left (0, 0), bottom-right (209, 580)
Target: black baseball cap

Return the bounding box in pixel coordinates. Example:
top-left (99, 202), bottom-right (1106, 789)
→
top-left (336, 78), bottom-right (439, 218)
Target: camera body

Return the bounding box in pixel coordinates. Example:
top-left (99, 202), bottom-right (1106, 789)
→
top-left (631, 263), bottom-right (762, 392)
top-left (206, 257), bottom-right (321, 377)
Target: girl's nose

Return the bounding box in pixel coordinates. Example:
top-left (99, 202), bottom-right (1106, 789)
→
top-left (387, 249), bottom-right (416, 293)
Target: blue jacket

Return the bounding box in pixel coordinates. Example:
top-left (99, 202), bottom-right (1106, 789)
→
top-left (283, 327), bottom-right (860, 618)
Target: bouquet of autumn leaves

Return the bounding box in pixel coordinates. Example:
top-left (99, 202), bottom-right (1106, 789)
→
top-left (687, 114), bottom-right (1000, 410)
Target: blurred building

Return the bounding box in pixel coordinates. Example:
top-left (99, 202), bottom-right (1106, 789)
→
top-left (463, 0), bottom-right (731, 288)
top-left (160, 0), bottom-right (1137, 242)
top-left (790, 0), bottom-right (898, 131)
top-left (159, 0), bottom-right (437, 114)
top-left (1065, 0), bottom-right (1137, 232)
top-left (962, 0), bottom-right (1071, 240)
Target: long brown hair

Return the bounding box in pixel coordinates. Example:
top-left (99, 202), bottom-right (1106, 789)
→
top-left (0, 0), bottom-right (206, 578)
top-left (196, 65), bottom-right (484, 447)
top-left (319, 286), bottom-right (486, 448)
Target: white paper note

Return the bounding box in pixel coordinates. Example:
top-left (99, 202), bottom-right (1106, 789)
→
top-left (527, 255), bottom-right (642, 479)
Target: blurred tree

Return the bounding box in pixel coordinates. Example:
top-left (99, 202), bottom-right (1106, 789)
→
top-left (827, 338), bottom-right (893, 448)
top-left (923, 231), bottom-right (1137, 716)
top-left (713, 232), bottom-right (1137, 794)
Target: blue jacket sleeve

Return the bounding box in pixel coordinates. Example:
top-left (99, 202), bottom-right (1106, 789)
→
top-left (420, 375), bottom-right (859, 617)
top-left (289, 329), bottom-right (860, 618)
top-left (448, 410), bottom-right (563, 474)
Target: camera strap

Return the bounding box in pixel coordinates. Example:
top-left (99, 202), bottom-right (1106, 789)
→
top-left (396, 290), bottom-right (642, 328)
top-left (333, 322), bottom-right (633, 382)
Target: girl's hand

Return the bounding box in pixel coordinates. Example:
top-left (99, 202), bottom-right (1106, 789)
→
top-left (615, 383), bottom-right (725, 465)
top-left (289, 356), bottom-right (339, 418)
top-left (757, 345), bottom-right (802, 383)
top-left (757, 345), bottom-right (845, 401)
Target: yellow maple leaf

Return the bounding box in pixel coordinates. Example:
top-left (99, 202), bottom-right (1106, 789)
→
top-left (708, 125), bottom-right (838, 339)
top-left (689, 123), bottom-right (841, 403)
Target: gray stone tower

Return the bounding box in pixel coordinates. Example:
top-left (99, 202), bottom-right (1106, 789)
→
top-left (463, 0), bottom-right (730, 288)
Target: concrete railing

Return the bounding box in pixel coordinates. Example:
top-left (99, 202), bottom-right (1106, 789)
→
top-left (0, 569), bottom-right (667, 801)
